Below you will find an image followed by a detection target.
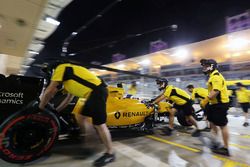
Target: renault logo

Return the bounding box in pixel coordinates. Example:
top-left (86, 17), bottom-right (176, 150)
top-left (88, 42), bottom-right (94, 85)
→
top-left (114, 111), bottom-right (121, 119)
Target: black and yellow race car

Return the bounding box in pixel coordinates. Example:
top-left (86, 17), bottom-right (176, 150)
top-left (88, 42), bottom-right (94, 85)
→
top-left (0, 74), bottom-right (200, 163)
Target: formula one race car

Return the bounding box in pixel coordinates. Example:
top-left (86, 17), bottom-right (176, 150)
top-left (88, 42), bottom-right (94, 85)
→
top-left (0, 74), bottom-right (201, 163)
top-left (73, 86), bottom-right (172, 130)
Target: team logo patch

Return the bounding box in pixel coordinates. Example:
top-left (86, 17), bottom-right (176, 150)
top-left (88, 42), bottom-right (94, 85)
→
top-left (114, 111), bottom-right (121, 119)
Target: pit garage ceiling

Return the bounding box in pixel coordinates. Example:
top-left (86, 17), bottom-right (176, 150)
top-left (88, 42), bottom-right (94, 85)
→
top-left (0, 0), bottom-right (72, 75)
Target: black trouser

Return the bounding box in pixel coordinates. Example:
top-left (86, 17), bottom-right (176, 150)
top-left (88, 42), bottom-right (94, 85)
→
top-left (81, 83), bottom-right (108, 125)
top-left (207, 103), bottom-right (229, 126)
top-left (240, 103), bottom-right (250, 113)
top-left (173, 100), bottom-right (194, 116)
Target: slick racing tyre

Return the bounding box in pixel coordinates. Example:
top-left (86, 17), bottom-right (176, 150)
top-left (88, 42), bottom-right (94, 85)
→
top-left (176, 110), bottom-right (192, 126)
top-left (144, 115), bottom-right (154, 134)
top-left (0, 110), bottom-right (60, 163)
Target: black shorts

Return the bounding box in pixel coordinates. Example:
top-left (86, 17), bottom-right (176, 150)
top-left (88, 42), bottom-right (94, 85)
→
top-left (81, 86), bottom-right (108, 125)
top-left (240, 103), bottom-right (250, 113)
top-left (207, 103), bottom-right (229, 126)
top-left (203, 104), bottom-right (209, 116)
top-left (173, 101), bottom-right (194, 116)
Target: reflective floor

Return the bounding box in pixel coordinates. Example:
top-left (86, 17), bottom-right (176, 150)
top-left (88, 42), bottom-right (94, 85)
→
top-left (1, 108), bottom-right (250, 167)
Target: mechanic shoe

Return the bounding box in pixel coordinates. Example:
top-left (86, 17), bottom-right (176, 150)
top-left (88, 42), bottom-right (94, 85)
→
top-left (162, 127), bottom-right (173, 136)
top-left (243, 122), bottom-right (249, 127)
top-left (212, 147), bottom-right (230, 156)
top-left (210, 141), bottom-right (221, 150)
top-left (191, 129), bottom-right (201, 137)
top-left (93, 153), bottom-right (115, 167)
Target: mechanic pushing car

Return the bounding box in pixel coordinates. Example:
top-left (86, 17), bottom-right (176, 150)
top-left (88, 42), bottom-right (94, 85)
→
top-left (38, 60), bottom-right (115, 167)
top-left (127, 81), bottom-right (137, 97)
top-left (235, 82), bottom-right (250, 127)
top-left (200, 59), bottom-right (230, 156)
top-left (150, 78), bottom-right (201, 137)
top-left (186, 84), bottom-right (210, 130)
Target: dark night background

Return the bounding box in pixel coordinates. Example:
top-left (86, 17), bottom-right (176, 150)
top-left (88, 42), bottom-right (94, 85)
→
top-left (32, 0), bottom-right (250, 66)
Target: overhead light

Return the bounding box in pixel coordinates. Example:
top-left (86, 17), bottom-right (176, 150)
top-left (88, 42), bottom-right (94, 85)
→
top-left (176, 78), bottom-right (181, 82)
top-left (72, 32), bottom-right (78, 35)
top-left (0, 15), bottom-right (5, 29)
top-left (159, 51), bottom-right (169, 55)
top-left (116, 64), bottom-right (125, 69)
top-left (29, 50), bottom-right (39, 55)
top-left (45, 17), bottom-right (60, 26)
top-left (21, 65), bottom-right (30, 68)
top-left (153, 65), bottom-right (161, 68)
top-left (25, 57), bottom-right (35, 64)
top-left (99, 69), bottom-right (107, 72)
top-left (62, 47), bottom-right (67, 53)
top-left (224, 53), bottom-right (231, 58)
top-left (90, 71), bottom-right (97, 75)
top-left (170, 24), bottom-right (178, 31)
top-left (226, 38), bottom-right (249, 50)
top-left (232, 52), bottom-right (241, 57)
top-left (68, 53), bottom-right (76, 56)
top-left (139, 59), bottom-right (151, 66)
top-left (172, 49), bottom-right (188, 57)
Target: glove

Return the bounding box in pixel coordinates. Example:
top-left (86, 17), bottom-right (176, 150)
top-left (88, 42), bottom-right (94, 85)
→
top-left (32, 102), bottom-right (44, 113)
top-left (22, 101), bottom-right (43, 114)
top-left (200, 97), bottom-right (209, 109)
top-left (145, 102), bottom-right (154, 109)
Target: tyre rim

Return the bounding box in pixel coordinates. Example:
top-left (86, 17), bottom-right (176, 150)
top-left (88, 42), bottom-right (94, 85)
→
top-left (7, 119), bottom-right (53, 153)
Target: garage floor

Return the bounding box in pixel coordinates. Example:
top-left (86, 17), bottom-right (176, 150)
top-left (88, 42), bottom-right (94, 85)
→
top-left (1, 110), bottom-right (250, 167)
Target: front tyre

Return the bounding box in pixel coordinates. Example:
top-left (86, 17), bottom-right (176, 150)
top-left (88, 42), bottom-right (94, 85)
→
top-left (0, 110), bottom-right (59, 163)
top-left (143, 115), bottom-right (154, 134)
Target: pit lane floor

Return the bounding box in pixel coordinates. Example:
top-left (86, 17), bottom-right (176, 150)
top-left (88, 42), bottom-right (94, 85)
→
top-left (1, 110), bottom-right (250, 167)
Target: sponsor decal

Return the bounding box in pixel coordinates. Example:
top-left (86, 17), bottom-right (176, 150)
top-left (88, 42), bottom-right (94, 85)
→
top-left (0, 92), bottom-right (24, 104)
top-left (2, 148), bottom-right (33, 160)
top-left (114, 112), bottom-right (121, 119)
top-left (114, 111), bottom-right (148, 119)
top-left (27, 115), bottom-right (50, 123)
top-left (123, 112), bottom-right (147, 117)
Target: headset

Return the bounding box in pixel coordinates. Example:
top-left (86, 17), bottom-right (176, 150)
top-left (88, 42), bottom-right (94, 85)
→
top-left (156, 78), bottom-right (168, 91)
top-left (200, 59), bottom-right (218, 74)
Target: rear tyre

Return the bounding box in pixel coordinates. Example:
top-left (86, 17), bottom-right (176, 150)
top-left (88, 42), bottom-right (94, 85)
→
top-left (0, 110), bottom-right (59, 163)
top-left (144, 115), bottom-right (154, 134)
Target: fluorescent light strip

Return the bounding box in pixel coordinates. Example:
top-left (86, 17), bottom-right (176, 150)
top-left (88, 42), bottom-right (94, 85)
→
top-left (45, 17), bottom-right (60, 26)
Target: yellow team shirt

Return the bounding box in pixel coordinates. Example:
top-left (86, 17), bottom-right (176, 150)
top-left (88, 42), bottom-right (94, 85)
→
top-left (191, 88), bottom-right (208, 101)
top-left (236, 87), bottom-right (250, 103)
top-left (207, 70), bottom-right (229, 104)
top-left (164, 85), bottom-right (191, 105)
top-left (128, 86), bottom-right (137, 95)
top-left (51, 63), bottom-right (102, 98)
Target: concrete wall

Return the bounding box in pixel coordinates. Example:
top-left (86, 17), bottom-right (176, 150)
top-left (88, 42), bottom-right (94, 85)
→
top-left (0, 54), bottom-right (7, 74)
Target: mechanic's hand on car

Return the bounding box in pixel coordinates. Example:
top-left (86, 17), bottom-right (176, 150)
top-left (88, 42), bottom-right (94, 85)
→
top-left (145, 102), bottom-right (154, 109)
top-left (200, 97), bottom-right (209, 109)
top-left (31, 101), bottom-right (44, 113)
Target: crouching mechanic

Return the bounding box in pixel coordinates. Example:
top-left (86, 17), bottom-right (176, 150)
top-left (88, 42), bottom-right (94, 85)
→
top-left (39, 61), bottom-right (115, 166)
top-left (186, 84), bottom-right (210, 130)
top-left (200, 59), bottom-right (230, 156)
top-left (151, 78), bottom-right (201, 137)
